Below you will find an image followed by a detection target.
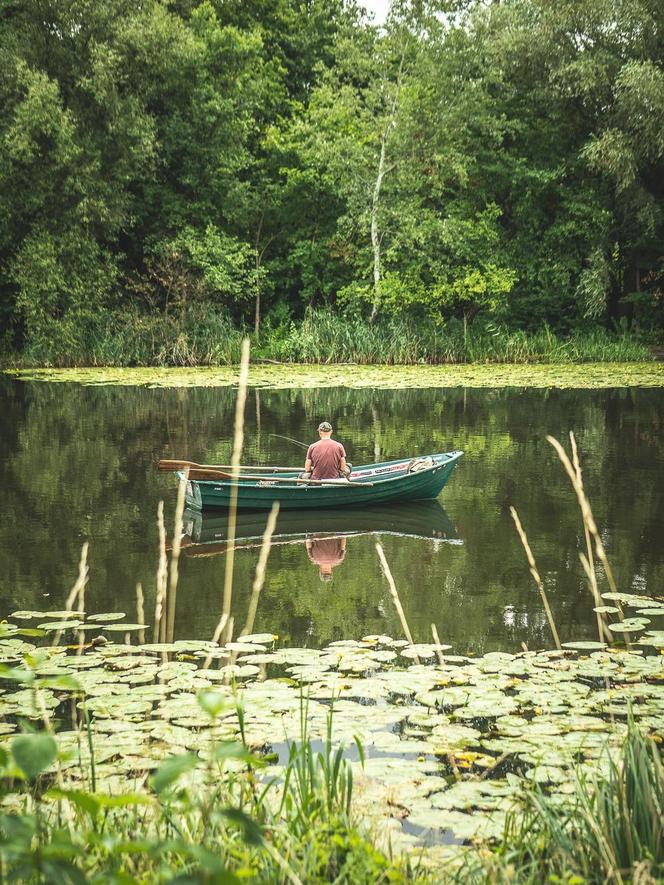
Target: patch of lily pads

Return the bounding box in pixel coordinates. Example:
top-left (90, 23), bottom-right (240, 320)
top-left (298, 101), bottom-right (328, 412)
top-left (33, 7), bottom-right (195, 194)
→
top-left (1, 608), bottom-right (663, 854)
top-left (5, 362), bottom-right (664, 390)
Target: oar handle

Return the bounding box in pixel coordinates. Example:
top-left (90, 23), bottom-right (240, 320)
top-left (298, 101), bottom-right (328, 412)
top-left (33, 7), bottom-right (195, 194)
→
top-left (186, 467), bottom-right (373, 487)
top-left (158, 459), bottom-right (301, 473)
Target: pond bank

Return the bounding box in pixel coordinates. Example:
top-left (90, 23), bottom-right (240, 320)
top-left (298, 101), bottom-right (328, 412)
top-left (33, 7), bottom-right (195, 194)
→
top-left (5, 361), bottom-right (664, 389)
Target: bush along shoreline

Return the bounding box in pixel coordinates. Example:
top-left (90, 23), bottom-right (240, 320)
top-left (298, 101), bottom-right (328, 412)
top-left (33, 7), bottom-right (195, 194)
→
top-left (1, 309), bottom-right (655, 368)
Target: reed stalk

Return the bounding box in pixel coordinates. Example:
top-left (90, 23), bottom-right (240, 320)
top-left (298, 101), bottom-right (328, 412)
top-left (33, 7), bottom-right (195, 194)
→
top-left (222, 338), bottom-right (251, 644)
top-left (431, 623), bottom-right (446, 666)
top-left (136, 582), bottom-right (145, 645)
top-left (166, 467), bottom-right (188, 644)
top-left (547, 434), bottom-right (619, 597)
top-left (201, 613), bottom-right (229, 671)
top-left (509, 507), bottom-right (561, 650)
top-left (375, 543), bottom-right (417, 656)
top-left (154, 500), bottom-right (168, 642)
top-left (53, 543), bottom-right (88, 649)
top-left (240, 502), bottom-right (280, 640)
top-left (570, 433), bottom-right (613, 643)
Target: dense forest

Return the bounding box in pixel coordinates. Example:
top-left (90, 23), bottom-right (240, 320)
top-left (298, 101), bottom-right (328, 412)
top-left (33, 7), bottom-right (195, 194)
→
top-left (1, 0), bottom-right (663, 365)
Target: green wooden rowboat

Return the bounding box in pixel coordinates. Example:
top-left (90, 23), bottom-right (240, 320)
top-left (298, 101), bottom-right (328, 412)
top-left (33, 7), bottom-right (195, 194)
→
top-left (181, 451), bottom-right (463, 511)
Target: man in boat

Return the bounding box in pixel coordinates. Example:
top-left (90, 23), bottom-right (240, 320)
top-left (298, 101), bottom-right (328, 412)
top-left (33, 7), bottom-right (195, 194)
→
top-left (303, 421), bottom-right (350, 480)
top-left (306, 536), bottom-right (347, 582)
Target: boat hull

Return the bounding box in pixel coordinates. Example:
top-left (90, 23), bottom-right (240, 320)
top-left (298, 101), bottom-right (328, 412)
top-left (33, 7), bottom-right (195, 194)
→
top-left (182, 451), bottom-right (463, 511)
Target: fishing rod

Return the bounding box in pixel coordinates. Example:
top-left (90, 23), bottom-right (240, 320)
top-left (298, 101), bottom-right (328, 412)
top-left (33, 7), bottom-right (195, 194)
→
top-left (269, 433), bottom-right (309, 450)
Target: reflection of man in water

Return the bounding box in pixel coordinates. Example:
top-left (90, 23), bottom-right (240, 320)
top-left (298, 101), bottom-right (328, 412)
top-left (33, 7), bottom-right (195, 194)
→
top-left (306, 536), bottom-right (347, 582)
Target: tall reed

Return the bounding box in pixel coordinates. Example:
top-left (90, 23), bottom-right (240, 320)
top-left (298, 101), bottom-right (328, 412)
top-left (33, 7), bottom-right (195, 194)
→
top-left (5, 306), bottom-right (652, 367)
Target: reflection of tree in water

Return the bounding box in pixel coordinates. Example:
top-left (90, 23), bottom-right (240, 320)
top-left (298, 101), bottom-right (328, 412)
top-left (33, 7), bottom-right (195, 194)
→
top-left (0, 378), bottom-right (662, 653)
top-left (306, 536), bottom-right (346, 582)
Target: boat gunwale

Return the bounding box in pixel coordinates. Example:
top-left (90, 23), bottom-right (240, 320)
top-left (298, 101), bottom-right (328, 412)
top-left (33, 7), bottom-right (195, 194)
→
top-left (178, 450), bottom-right (463, 490)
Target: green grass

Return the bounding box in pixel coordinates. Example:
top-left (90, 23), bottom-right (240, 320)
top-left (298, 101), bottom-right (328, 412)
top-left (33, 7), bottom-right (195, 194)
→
top-left (3, 307), bottom-right (654, 367)
top-left (0, 691), bottom-right (420, 883)
top-left (461, 718), bottom-right (664, 884)
top-left (2, 693), bottom-right (662, 883)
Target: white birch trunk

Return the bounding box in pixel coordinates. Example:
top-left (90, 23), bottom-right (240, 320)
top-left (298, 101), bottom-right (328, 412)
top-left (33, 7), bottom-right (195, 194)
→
top-left (369, 50), bottom-right (405, 323)
top-left (370, 134), bottom-right (388, 322)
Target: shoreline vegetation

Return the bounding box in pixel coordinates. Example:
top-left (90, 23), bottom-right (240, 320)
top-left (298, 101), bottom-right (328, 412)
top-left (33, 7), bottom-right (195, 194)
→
top-left (0, 312), bottom-right (657, 371)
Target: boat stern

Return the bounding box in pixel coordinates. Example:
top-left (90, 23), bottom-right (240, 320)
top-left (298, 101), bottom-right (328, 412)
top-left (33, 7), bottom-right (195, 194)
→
top-left (178, 471), bottom-right (203, 510)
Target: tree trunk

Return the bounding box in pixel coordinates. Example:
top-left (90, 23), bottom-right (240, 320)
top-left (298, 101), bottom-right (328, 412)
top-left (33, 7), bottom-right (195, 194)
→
top-left (369, 135), bottom-right (388, 323)
top-left (254, 287), bottom-right (261, 337)
top-left (369, 49), bottom-right (406, 324)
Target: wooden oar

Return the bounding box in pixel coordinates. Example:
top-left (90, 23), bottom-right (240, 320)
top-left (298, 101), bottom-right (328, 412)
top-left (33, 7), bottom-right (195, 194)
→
top-left (185, 467), bottom-right (373, 487)
top-left (159, 459), bottom-right (301, 474)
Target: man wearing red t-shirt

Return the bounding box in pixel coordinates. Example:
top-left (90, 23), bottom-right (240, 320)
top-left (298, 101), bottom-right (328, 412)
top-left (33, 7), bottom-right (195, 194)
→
top-left (304, 421), bottom-right (349, 480)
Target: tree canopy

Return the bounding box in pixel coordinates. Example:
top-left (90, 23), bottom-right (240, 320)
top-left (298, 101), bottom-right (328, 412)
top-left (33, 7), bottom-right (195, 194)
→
top-left (1, 0), bottom-right (662, 360)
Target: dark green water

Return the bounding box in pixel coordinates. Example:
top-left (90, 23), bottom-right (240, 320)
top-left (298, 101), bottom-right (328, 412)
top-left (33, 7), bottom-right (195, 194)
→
top-left (1, 379), bottom-right (662, 653)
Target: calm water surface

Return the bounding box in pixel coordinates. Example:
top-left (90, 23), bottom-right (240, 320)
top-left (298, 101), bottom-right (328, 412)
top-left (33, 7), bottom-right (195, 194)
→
top-left (1, 379), bottom-right (662, 652)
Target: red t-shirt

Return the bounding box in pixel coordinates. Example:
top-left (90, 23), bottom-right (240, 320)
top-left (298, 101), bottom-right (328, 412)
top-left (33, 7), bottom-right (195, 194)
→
top-left (306, 438), bottom-right (346, 480)
top-left (306, 537), bottom-right (347, 568)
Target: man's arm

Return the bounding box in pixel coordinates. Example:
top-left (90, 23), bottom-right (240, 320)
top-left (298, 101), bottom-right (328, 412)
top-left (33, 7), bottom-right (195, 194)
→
top-left (304, 444), bottom-right (313, 473)
top-left (339, 443), bottom-right (348, 476)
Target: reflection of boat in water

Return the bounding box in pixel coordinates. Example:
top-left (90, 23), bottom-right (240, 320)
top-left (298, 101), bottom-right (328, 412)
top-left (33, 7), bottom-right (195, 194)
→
top-left (179, 500), bottom-right (460, 557)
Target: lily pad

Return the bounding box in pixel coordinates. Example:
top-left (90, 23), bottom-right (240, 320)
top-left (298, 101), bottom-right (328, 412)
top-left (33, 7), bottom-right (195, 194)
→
top-left (238, 633), bottom-right (277, 644)
top-left (561, 641), bottom-right (607, 651)
top-left (637, 631), bottom-right (664, 649)
top-left (401, 644), bottom-right (451, 660)
top-left (38, 620), bottom-right (83, 631)
top-left (87, 612), bottom-right (127, 622)
top-left (101, 624), bottom-right (149, 632)
top-left (608, 618), bottom-right (650, 634)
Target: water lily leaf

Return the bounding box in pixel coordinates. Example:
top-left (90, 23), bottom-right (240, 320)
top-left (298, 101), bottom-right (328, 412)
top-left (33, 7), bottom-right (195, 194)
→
top-left (101, 624), bottom-right (149, 632)
top-left (87, 613), bottom-right (126, 622)
top-left (238, 634), bottom-right (276, 644)
top-left (38, 620), bottom-right (82, 631)
top-left (430, 780), bottom-right (516, 811)
top-left (525, 765), bottom-right (568, 784)
top-left (225, 642), bottom-right (266, 653)
top-left (593, 606), bottom-right (620, 614)
top-left (561, 641), bottom-right (607, 651)
top-left (623, 596), bottom-right (662, 609)
top-left (601, 593), bottom-right (653, 606)
top-left (138, 643), bottom-right (181, 653)
top-left (401, 644), bottom-right (450, 660)
top-left (608, 618), bottom-right (650, 634)
top-left (636, 608), bottom-right (664, 617)
top-left (430, 723), bottom-right (481, 754)
top-left (407, 805), bottom-right (504, 840)
top-left (637, 631), bottom-right (664, 649)
top-left (13, 611), bottom-right (81, 620)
